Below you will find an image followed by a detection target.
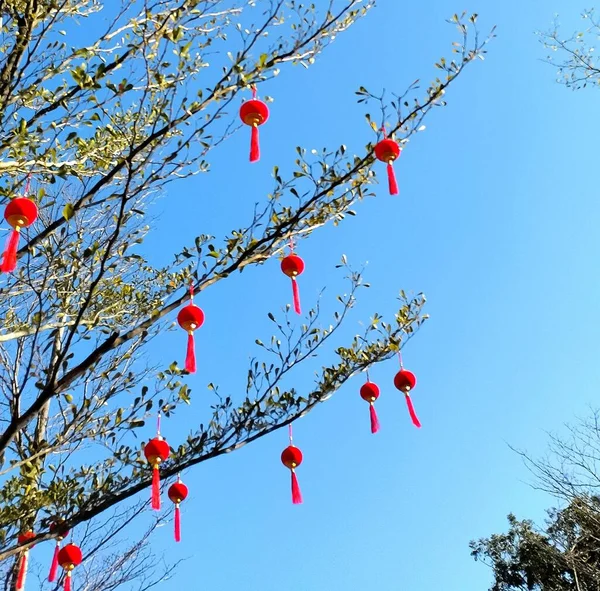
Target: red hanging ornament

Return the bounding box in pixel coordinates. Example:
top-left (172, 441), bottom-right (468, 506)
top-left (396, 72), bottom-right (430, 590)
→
top-left (57, 543), bottom-right (82, 591)
top-left (168, 476), bottom-right (189, 543)
top-left (239, 86), bottom-right (269, 162)
top-left (1, 186), bottom-right (38, 274)
top-left (144, 415), bottom-right (170, 511)
top-left (360, 379), bottom-right (381, 434)
top-left (48, 521), bottom-right (70, 583)
top-left (177, 283), bottom-right (204, 373)
top-left (374, 128), bottom-right (401, 196)
top-left (394, 367), bottom-right (420, 428)
top-left (281, 252), bottom-right (305, 315)
top-left (281, 425), bottom-right (303, 504)
top-left (15, 531), bottom-right (35, 591)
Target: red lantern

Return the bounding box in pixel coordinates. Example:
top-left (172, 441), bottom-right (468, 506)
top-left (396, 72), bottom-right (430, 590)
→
top-left (281, 425), bottom-right (303, 504)
top-left (360, 380), bottom-right (381, 434)
top-left (394, 368), bottom-right (421, 428)
top-left (239, 86), bottom-right (269, 162)
top-left (48, 521), bottom-right (70, 583)
top-left (144, 419), bottom-right (170, 511)
top-left (168, 476), bottom-right (189, 543)
top-left (281, 253), bottom-right (305, 315)
top-left (57, 543), bottom-right (82, 591)
top-left (177, 284), bottom-right (204, 373)
top-left (374, 129), bottom-right (401, 196)
top-left (1, 195), bottom-right (38, 274)
top-left (15, 530), bottom-right (35, 591)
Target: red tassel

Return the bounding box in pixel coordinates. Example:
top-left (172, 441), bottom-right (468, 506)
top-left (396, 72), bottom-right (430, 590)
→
top-left (387, 162), bottom-right (399, 195)
top-left (174, 505), bottom-right (181, 542)
top-left (64, 573), bottom-right (72, 591)
top-left (250, 124), bottom-right (260, 162)
top-left (151, 465), bottom-right (161, 510)
top-left (369, 403), bottom-right (380, 434)
top-left (48, 542), bottom-right (59, 582)
top-left (291, 278), bottom-right (301, 315)
top-left (405, 394), bottom-right (421, 428)
top-left (1, 228), bottom-right (20, 273)
top-left (16, 552), bottom-right (27, 590)
top-left (291, 470), bottom-right (302, 504)
top-left (185, 332), bottom-right (196, 373)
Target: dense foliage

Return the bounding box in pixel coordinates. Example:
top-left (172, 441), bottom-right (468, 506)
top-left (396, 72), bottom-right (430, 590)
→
top-left (472, 410), bottom-right (600, 590)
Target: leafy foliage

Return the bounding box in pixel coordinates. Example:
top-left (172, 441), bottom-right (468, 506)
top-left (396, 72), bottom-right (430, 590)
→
top-left (471, 498), bottom-right (600, 590)
top-left (471, 410), bottom-right (600, 590)
top-left (539, 10), bottom-right (600, 89)
top-left (0, 1), bottom-right (491, 587)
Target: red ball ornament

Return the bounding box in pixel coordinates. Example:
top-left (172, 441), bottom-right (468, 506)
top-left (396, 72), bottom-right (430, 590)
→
top-left (17, 531), bottom-right (35, 546)
top-left (360, 380), bottom-right (381, 434)
top-left (49, 521), bottom-right (70, 539)
top-left (168, 481), bottom-right (188, 503)
top-left (1, 196), bottom-right (38, 273)
top-left (58, 543), bottom-right (82, 591)
top-left (177, 286), bottom-right (204, 374)
top-left (144, 433), bottom-right (170, 511)
top-left (281, 253), bottom-right (305, 315)
top-left (281, 425), bottom-right (303, 504)
top-left (144, 437), bottom-right (170, 464)
top-left (394, 368), bottom-right (421, 428)
top-left (281, 445), bottom-right (303, 469)
top-left (16, 530), bottom-right (35, 591)
top-left (239, 86), bottom-right (269, 162)
top-left (48, 521), bottom-right (70, 583)
top-left (393, 368), bottom-right (416, 391)
top-left (374, 131), bottom-right (401, 196)
top-left (168, 477), bottom-right (189, 543)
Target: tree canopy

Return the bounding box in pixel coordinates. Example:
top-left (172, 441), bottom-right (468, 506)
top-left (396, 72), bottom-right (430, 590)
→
top-left (471, 499), bottom-right (600, 590)
top-left (0, 1), bottom-right (492, 588)
top-left (472, 409), bottom-right (600, 590)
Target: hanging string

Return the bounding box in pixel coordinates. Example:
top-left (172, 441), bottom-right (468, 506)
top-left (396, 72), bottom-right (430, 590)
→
top-left (23, 174), bottom-right (32, 197)
top-left (189, 280), bottom-right (194, 301)
top-left (252, 84), bottom-right (257, 99)
top-left (381, 125), bottom-right (387, 139)
top-left (157, 412), bottom-right (161, 436)
top-left (288, 423), bottom-right (293, 445)
top-left (398, 350), bottom-right (403, 369)
top-left (288, 237), bottom-right (295, 253)
top-left (366, 368), bottom-right (371, 382)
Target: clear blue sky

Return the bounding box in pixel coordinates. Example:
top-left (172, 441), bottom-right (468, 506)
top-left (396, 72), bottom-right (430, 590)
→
top-left (66, 1), bottom-right (600, 589)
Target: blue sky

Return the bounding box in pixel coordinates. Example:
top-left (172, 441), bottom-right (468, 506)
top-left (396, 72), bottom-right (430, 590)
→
top-left (45, 1), bottom-right (600, 589)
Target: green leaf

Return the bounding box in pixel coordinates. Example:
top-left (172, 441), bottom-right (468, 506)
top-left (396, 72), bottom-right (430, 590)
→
top-left (128, 420), bottom-right (145, 429)
top-left (62, 203), bottom-right (75, 221)
top-left (179, 385), bottom-right (191, 404)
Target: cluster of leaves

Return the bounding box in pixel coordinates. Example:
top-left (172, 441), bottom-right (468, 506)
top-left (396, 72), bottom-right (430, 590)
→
top-left (471, 496), bottom-right (600, 590)
top-left (539, 9), bottom-right (600, 89)
top-left (471, 408), bottom-right (600, 590)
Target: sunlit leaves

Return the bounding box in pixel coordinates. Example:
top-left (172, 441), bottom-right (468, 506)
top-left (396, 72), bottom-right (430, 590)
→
top-left (0, 1), bottom-right (489, 565)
